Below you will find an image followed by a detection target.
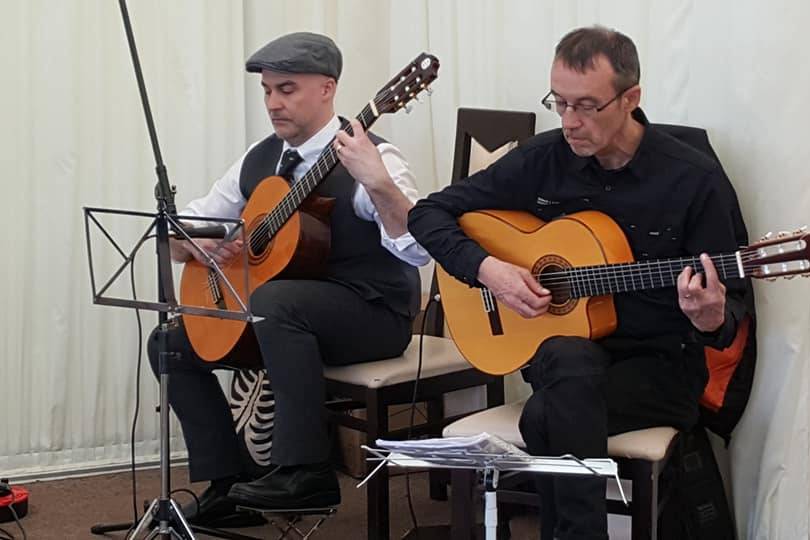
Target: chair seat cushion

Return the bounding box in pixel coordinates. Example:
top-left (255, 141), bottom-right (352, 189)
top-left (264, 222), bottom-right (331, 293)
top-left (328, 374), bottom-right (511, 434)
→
top-left (323, 335), bottom-right (473, 389)
top-left (442, 400), bottom-right (678, 462)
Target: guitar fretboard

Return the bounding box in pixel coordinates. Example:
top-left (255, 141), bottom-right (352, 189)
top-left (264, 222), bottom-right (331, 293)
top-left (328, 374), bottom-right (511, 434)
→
top-left (248, 103), bottom-right (380, 255)
top-left (540, 252), bottom-right (744, 299)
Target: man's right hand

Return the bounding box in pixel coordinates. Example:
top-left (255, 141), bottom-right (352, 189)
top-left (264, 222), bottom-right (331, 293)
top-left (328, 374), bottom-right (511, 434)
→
top-left (476, 256), bottom-right (551, 318)
top-left (171, 238), bottom-right (244, 267)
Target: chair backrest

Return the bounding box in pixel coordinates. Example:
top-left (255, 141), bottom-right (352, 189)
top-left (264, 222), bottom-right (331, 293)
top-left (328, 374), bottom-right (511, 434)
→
top-left (423, 108), bottom-right (536, 337)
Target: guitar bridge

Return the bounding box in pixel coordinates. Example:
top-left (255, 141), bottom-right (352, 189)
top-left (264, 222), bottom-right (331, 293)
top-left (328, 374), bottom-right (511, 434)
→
top-left (480, 288), bottom-right (504, 336)
top-left (206, 270), bottom-right (228, 310)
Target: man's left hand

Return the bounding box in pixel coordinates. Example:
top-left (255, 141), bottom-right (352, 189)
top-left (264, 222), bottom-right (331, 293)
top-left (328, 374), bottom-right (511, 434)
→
top-left (677, 253), bottom-right (726, 332)
top-left (333, 119), bottom-right (389, 190)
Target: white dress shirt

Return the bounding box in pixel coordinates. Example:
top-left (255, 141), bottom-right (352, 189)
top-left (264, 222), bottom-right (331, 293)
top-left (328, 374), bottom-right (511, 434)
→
top-left (182, 116), bottom-right (430, 266)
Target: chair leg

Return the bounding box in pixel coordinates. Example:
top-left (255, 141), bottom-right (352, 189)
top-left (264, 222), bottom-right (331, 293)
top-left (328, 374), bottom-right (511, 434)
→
top-left (630, 459), bottom-right (657, 540)
top-left (427, 399), bottom-right (449, 501)
top-left (451, 469), bottom-right (477, 540)
top-left (366, 392), bottom-right (389, 540)
top-left (486, 379), bottom-right (505, 408)
top-left (650, 462), bottom-right (660, 540)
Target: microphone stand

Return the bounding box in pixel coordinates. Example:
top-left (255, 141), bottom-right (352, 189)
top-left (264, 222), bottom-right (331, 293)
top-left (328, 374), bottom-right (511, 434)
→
top-left (88, 2), bottom-right (260, 539)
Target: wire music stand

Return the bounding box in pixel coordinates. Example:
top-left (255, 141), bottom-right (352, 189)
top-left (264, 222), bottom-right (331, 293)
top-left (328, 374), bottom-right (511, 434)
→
top-left (359, 434), bottom-right (625, 540)
top-left (85, 2), bottom-right (265, 538)
top-left (84, 208), bottom-right (264, 540)
top-left (84, 207), bottom-right (254, 323)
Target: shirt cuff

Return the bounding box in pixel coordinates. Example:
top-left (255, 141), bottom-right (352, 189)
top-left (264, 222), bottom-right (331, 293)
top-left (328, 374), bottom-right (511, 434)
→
top-left (694, 308), bottom-right (737, 349)
top-left (380, 229), bottom-right (431, 267)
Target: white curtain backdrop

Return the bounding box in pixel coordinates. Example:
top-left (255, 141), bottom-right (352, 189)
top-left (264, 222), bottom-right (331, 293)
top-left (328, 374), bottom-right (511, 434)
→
top-left (1, 1), bottom-right (807, 538)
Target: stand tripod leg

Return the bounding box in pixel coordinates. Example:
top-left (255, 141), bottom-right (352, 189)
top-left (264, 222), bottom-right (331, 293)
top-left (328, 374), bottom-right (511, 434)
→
top-left (483, 469), bottom-right (499, 540)
top-left (91, 323), bottom-right (262, 540)
top-left (130, 499), bottom-right (159, 538)
top-left (125, 331), bottom-right (198, 540)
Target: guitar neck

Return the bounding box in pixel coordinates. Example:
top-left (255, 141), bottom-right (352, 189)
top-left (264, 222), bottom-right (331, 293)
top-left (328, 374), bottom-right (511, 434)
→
top-left (261, 104), bottom-right (380, 238)
top-left (543, 252), bottom-right (745, 299)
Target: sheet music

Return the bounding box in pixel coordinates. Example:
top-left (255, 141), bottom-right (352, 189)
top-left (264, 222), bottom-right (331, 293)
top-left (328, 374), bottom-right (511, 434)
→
top-left (370, 433), bottom-right (618, 477)
top-left (375, 432), bottom-right (527, 459)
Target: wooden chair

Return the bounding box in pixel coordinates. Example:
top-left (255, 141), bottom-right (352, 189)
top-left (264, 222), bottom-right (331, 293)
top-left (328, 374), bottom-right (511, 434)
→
top-left (323, 107), bottom-right (537, 540)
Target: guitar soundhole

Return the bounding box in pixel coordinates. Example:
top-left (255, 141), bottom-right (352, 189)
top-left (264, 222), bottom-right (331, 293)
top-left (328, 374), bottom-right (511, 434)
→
top-left (247, 214), bottom-right (274, 262)
top-left (533, 256), bottom-right (577, 316)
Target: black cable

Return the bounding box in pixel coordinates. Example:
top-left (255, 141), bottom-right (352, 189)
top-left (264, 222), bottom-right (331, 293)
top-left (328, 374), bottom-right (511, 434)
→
top-left (0, 491), bottom-right (28, 540)
top-left (170, 488), bottom-right (200, 516)
top-left (128, 257), bottom-right (144, 527)
top-left (120, 233), bottom-right (154, 537)
top-left (402, 294), bottom-right (440, 538)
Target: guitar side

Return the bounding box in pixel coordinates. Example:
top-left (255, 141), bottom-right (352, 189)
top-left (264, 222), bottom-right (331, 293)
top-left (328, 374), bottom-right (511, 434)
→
top-left (436, 210), bottom-right (634, 375)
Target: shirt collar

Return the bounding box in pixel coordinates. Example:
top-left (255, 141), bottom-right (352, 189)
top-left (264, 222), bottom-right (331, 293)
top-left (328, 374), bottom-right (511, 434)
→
top-left (281, 115), bottom-right (341, 162)
top-left (566, 108), bottom-right (652, 179)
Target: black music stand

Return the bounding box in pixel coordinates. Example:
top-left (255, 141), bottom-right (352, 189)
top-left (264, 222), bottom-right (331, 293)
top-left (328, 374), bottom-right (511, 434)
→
top-left (84, 1), bottom-right (261, 539)
top-left (83, 185), bottom-right (262, 540)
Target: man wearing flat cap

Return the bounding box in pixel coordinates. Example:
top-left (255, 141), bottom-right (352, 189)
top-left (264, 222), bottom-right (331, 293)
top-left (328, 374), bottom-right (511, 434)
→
top-left (148, 31), bottom-right (429, 525)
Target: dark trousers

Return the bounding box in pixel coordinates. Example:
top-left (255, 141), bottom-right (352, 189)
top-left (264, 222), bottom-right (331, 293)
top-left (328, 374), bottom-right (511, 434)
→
top-left (518, 336), bottom-right (705, 540)
top-left (148, 279), bottom-right (412, 483)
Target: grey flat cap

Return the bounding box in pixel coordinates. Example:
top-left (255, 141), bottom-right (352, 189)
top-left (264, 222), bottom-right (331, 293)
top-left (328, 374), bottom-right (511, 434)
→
top-left (246, 32), bottom-right (342, 80)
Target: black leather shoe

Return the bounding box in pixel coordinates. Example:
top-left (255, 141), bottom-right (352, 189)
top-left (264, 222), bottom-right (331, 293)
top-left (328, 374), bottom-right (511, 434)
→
top-left (181, 483), bottom-right (267, 528)
top-left (228, 462), bottom-right (340, 510)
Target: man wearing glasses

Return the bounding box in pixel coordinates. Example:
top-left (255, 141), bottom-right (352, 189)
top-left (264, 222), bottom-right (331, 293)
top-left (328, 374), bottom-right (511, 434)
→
top-left (409, 26), bottom-right (745, 539)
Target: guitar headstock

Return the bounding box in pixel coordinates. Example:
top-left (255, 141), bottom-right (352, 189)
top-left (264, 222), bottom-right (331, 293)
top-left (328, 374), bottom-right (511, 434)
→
top-left (372, 53), bottom-right (439, 115)
top-left (742, 227), bottom-right (810, 280)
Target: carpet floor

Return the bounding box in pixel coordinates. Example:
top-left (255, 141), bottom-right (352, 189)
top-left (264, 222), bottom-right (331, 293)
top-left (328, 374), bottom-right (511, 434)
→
top-left (3, 467), bottom-right (543, 539)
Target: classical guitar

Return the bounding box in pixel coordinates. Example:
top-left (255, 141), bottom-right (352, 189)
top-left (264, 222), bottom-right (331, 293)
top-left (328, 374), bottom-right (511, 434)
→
top-left (180, 53), bottom-right (440, 361)
top-left (436, 209), bottom-right (810, 375)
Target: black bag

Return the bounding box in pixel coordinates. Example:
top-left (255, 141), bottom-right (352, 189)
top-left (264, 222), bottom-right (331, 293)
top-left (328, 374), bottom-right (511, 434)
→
top-left (659, 426), bottom-right (736, 539)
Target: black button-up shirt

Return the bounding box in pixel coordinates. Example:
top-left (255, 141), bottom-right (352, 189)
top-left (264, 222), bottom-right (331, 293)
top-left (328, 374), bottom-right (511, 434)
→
top-left (409, 109), bottom-right (745, 343)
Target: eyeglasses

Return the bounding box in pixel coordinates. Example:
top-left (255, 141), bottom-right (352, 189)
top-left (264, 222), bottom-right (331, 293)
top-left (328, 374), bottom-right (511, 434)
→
top-left (540, 88), bottom-right (628, 118)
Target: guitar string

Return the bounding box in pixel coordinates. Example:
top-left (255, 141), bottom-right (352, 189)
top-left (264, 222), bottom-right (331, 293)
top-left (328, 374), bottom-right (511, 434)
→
top-left (531, 252), bottom-right (776, 287)
top-left (530, 254), bottom-right (779, 299)
top-left (253, 67), bottom-right (430, 244)
top-left (533, 258), bottom-right (744, 288)
top-left (531, 250), bottom-right (771, 281)
top-left (476, 248), bottom-right (793, 301)
top-left (248, 108), bottom-right (369, 248)
top-left (247, 90), bottom-right (395, 249)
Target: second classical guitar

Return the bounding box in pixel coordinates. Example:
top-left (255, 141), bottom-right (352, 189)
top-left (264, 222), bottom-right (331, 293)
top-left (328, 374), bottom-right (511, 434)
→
top-left (436, 209), bottom-right (810, 375)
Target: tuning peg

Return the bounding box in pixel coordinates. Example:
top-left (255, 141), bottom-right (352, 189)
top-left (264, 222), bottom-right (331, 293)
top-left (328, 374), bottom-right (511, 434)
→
top-left (777, 230), bottom-right (791, 237)
top-left (425, 86), bottom-right (434, 96)
top-left (759, 231), bottom-right (773, 242)
top-left (404, 104), bottom-right (413, 114)
top-left (766, 277), bottom-right (778, 282)
top-left (796, 226), bottom-right (808, 234)
top-left (802, 274), bottom-right (810, 278)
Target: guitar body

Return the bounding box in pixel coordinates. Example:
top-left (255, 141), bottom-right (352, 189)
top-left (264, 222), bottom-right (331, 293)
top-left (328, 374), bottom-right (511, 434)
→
top-left (180, 175), bottom-right (334, 361)
top-left (436, 210), bottom-right (635, 375)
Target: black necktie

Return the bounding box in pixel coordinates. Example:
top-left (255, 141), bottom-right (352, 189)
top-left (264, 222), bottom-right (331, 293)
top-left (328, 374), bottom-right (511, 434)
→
top-left (278, 149), bottom-right (303, 182)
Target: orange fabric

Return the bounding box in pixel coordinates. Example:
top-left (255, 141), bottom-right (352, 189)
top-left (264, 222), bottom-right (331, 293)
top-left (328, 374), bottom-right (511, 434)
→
top-left (700, 315), bottom-right (751, 412)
